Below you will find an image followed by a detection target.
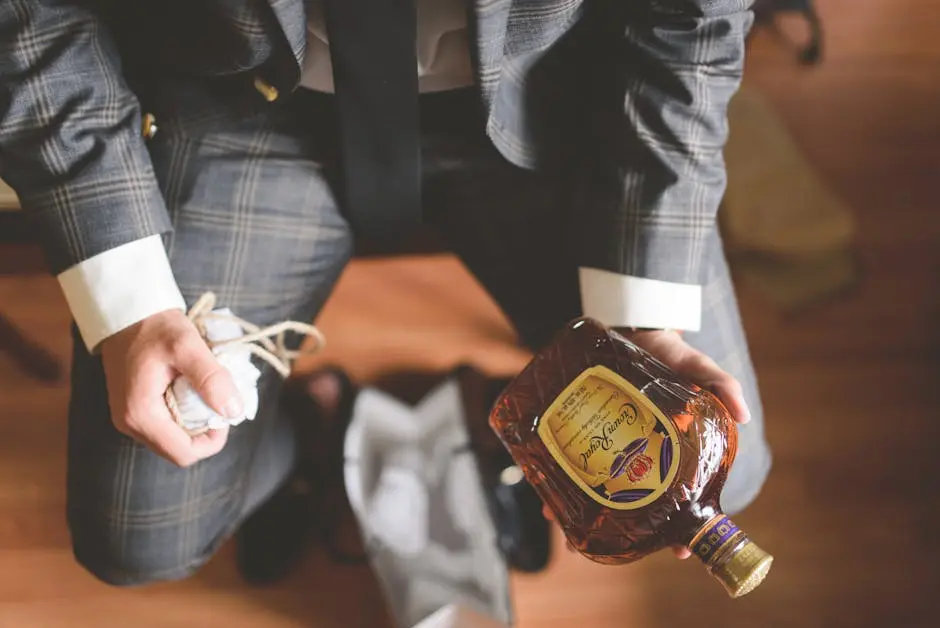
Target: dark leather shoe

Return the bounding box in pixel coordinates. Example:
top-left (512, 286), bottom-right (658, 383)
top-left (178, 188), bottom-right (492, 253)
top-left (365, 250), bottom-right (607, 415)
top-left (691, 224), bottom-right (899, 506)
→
top-left (303, 369), bottom-right (369, 564)
top-left (235, 368), bottom-right (360, 585)
top-left (456, 366), bottom-right (552, 573)
top-left (235, 475), bottom-right (313, 586)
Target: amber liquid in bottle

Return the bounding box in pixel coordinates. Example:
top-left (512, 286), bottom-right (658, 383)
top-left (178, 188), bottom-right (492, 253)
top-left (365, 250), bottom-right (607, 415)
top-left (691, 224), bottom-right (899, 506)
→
top-left (489, 318), bottom-right (772, 597)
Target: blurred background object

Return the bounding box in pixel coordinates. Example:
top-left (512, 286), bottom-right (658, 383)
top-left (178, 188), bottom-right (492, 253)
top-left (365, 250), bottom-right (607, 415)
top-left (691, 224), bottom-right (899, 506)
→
top-left (752, 0), bottom-right (824, 65)
top-left (722, 84), bottom-right (860, 313)
top-left (1, 0), bottom-right (939, 625)
top-left (0, 179), bottom-right (63, 384)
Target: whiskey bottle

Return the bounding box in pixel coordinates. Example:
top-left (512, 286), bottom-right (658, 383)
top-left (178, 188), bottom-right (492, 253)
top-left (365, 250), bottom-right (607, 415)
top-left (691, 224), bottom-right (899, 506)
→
top-left (488, 317), bottom-right (773, 597)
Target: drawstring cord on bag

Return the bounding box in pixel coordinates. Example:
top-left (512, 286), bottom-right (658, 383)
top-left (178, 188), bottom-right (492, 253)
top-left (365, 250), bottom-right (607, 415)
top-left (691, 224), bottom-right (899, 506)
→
top-left (185, 292), bottom-right (326, 378)
top-left (165, 292), bottom-right (326, 434)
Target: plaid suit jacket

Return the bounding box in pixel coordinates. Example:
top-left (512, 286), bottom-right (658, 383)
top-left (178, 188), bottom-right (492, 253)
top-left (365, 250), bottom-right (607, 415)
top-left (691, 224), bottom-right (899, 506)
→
top-left (0, 0), bottom-right (753, 289)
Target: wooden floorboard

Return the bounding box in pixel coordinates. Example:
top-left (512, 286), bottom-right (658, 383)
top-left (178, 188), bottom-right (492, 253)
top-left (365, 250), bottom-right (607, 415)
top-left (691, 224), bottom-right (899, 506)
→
top-left (2, 0), bottom-right (939, 625)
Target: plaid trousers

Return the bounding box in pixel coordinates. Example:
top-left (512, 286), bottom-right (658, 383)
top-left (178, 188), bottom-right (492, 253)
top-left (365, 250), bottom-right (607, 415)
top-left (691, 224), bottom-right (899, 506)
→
top-left (65, 84), bottom-right (771, 585)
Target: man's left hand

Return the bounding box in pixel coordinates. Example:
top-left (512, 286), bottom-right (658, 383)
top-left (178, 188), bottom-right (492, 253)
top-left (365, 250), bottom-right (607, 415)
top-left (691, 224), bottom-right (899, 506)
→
top-left (614, 327), bottom-right (751, 426)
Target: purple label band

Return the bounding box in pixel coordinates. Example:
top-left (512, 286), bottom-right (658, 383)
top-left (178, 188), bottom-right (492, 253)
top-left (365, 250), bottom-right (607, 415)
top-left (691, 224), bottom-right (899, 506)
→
top-left (691, 516), bottom-right (740, 564)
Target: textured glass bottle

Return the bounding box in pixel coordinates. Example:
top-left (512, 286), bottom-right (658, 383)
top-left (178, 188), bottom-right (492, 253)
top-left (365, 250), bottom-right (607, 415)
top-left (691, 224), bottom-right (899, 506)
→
top-left (488, 318), bottom-right (772, 597)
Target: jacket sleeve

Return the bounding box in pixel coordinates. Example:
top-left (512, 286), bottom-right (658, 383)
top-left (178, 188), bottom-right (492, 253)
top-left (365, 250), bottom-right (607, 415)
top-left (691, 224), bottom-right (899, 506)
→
top-left (0, 0), bottom-right (172, 274)
top-left (578, 0), bottom-right (753, 292)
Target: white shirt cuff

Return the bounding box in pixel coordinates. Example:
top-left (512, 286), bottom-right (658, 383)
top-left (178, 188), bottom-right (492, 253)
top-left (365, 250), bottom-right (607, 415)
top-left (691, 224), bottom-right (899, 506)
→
top-left (578, 267), bottom-right (702, 332)
top-left (57, 235), bottom-right (186, 353)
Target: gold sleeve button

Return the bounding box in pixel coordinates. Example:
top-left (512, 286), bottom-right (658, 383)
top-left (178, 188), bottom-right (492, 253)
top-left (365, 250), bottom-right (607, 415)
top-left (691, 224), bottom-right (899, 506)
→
top-left (142, 113), bottom-right (158, 139)
top-left (253, 77), bottom-right (279, 102)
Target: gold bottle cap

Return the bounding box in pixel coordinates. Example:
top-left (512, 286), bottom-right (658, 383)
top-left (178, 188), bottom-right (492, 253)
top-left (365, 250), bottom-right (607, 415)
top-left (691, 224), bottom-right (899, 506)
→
top-left (713, 540), bottom-right (774, 598)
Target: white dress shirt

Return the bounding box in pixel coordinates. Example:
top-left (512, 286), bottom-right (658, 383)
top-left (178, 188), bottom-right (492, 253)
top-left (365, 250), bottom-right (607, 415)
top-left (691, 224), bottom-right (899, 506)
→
top-left (300, 0), bottom-right (476, 94)
top-left (57, 2), bottom-right (702, 352)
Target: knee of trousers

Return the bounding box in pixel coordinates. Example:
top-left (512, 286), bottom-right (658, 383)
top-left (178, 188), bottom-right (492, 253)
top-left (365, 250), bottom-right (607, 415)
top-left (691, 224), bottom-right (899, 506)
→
top-left (68, 510), bottom-right (228, 587)
top-left (720, 414), bottom-right (774, 517)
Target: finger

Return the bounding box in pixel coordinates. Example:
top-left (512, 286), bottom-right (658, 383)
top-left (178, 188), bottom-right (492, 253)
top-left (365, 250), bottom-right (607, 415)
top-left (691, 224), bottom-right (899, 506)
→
top-left (130, 396), bottom-right (200, 467)
top-left (673, 546), bottom-right (692, 560)
top-left (710, 377), bottom-right (751, 425)
top-left (542, 505), bottom-right (555, 521)
top-left (190, 426), bottom-right (230, 459)
top-left (129, 395), bottom-right (229, 466)
top-left (172, 336), bottom-right (243, 419)
top-left (681, 353), bottom-right (751, 425)
top-left (118, 356), bottom-right (198, 466)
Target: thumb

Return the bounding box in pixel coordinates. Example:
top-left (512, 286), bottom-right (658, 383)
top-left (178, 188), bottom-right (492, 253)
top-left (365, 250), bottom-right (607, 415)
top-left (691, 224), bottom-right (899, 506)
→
top-left (173, 337), bottom-right (244, 420)
top-left (673, 546), bottom-right (692, 560)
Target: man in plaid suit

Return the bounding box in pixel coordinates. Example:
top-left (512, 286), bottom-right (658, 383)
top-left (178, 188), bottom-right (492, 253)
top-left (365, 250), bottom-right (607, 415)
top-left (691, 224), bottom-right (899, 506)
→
top-left (0, 0), bottom-right (771, 587)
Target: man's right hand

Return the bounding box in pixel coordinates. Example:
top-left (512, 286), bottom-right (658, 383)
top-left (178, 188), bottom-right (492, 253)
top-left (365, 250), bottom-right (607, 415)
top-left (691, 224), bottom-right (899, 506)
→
top-left (100, 309), bottom-right (244, 467)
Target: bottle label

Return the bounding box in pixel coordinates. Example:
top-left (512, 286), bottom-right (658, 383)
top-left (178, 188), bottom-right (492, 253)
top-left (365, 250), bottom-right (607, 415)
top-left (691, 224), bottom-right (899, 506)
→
top-left (537, 365), bottom-right (681, 510)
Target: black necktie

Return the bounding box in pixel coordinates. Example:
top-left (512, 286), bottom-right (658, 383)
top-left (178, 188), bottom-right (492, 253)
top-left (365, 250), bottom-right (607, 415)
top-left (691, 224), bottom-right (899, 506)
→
top-left (323, 0), bottom-right (421, 245)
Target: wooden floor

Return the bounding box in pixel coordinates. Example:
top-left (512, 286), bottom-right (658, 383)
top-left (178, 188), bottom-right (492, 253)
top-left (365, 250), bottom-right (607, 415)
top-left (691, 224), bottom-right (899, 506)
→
top-left (1, 1), bottom-right (939, 626)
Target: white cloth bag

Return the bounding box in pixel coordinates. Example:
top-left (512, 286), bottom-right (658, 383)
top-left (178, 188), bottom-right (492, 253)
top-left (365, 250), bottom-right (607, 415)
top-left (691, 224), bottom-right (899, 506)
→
top-left (343, 379), bottom-right (513, 628)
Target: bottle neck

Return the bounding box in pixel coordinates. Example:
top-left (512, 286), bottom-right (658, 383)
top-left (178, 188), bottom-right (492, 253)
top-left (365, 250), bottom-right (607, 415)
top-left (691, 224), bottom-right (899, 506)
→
top-left (688, 514), bottom-right (774, 598)
top-left (688, 514), bottom-right (746, 568)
